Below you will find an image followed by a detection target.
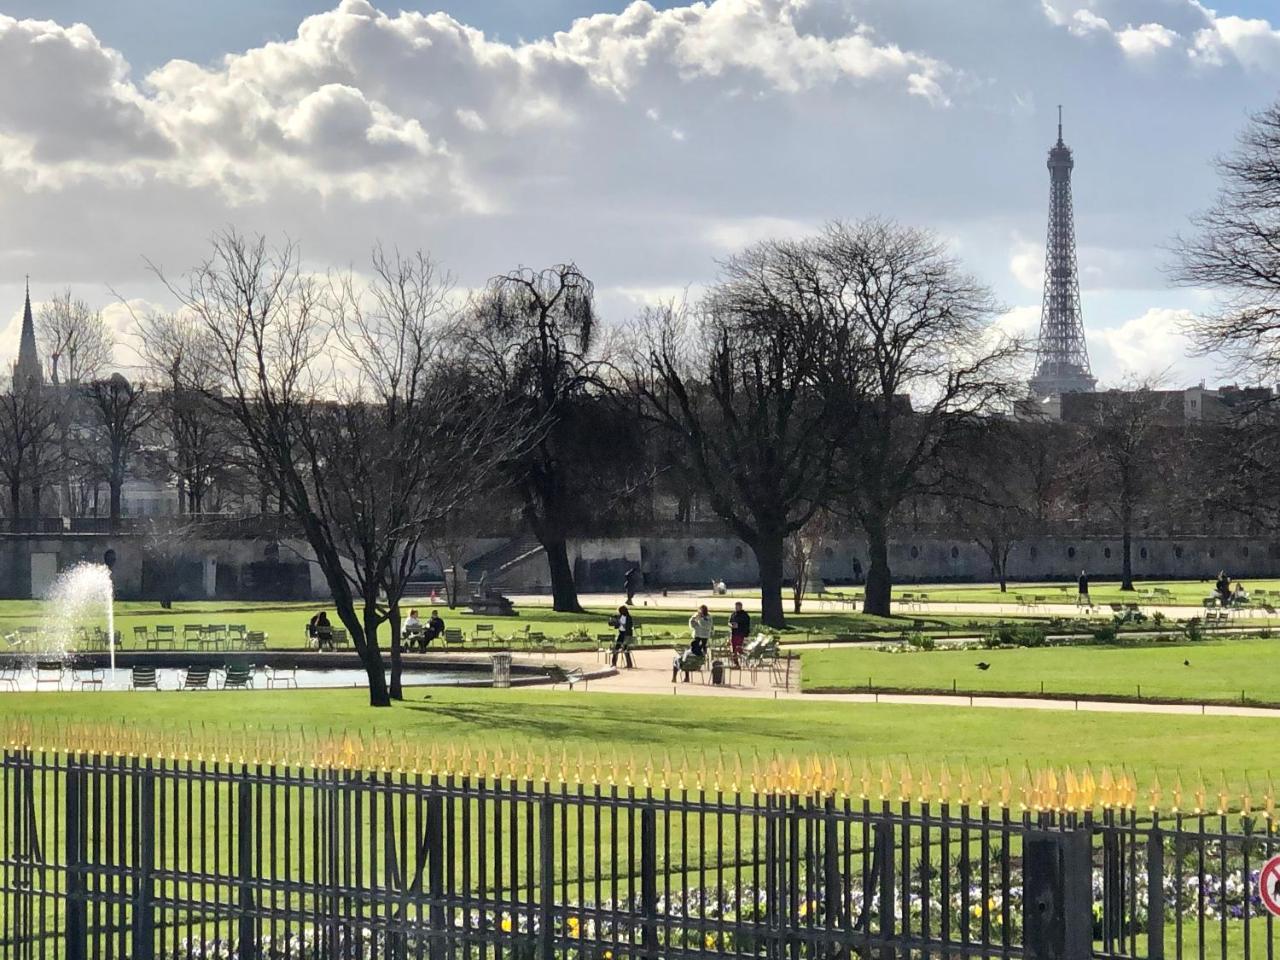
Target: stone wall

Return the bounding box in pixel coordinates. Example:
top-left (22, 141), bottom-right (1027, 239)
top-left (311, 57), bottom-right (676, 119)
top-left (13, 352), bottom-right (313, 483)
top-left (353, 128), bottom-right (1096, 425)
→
top-left (0, 531), bottom-right (1276, 601)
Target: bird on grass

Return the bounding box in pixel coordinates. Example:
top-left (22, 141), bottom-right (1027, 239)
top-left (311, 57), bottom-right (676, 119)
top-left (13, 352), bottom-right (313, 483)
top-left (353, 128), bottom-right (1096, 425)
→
top-left (1183, 659), bottom-right (1191, 666)
top-left (976, 662), bottom-right (991, 671)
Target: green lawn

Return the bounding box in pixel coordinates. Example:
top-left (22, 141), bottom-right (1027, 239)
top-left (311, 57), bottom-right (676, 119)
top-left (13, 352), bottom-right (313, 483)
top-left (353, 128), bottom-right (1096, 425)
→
top-left (0, 686), bottom-right (1274, 802)
top-left (1, 597), bottom-right (1067, 650)
top-left (802, 637), bottom-right (1280, 704)
top-left (856, 578), bottom-right (1280, 607)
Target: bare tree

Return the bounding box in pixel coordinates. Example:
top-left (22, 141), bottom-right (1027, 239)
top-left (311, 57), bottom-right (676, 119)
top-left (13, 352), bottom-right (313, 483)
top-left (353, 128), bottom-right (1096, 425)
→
top-left (785, 512), bottom-right (832, 614)
top-left (464, 264), bottom-right (615, 614)
top-left (37, 291), bottom-right (113, 385)
top-left (0, 376), bottom-right (57, 531)
top-left (160, 232), bottom-right (521, 707)
top-left (136, 312), bottom-right (233, 513)
top-left (1073, 381), bottom-right (1182, 591)
top-left (325, 247), bottom-right (521, 699)
top-left (815, 220), bottom-right (1020, 617)
top-left (633, 240), bottom-right (842, 628)
top-left (81, 374), bottom-right (156, 532)
top-left (940, 420), bottom-right (1063, 592)
top-left (1174, 100), bottom-right (1280, 381)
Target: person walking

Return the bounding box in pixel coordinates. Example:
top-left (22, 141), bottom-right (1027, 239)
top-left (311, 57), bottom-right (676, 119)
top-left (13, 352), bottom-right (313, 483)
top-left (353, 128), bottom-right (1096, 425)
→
top-left (728, 601), bottom-right (750, 666)
top-left (623, 567), bottom-right (639, 606)
top-left (610, 605), bottom-right (635, 669)
top-left (1077, 570), bottom-right (1090, 606)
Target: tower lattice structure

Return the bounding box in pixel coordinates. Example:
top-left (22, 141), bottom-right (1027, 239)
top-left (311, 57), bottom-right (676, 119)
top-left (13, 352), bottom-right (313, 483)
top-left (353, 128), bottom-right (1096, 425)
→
top-left (1028, 108), bottom-right (1095, 400)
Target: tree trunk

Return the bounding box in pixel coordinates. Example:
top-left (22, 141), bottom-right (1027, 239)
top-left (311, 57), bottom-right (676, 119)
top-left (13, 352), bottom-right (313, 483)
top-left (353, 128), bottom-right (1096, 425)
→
top-left (1119, 497), bottom-right (1135, 591)
top-left (863, 524), bottom-right (892, 617)
top-left (358, 600), bottom-right (391, 707)
top-left (543, 537), bottom-right (583, 613)
top-left (388, 603), bottom-right (404, 701)
top-left (109, 477), bottom-right (123, 533)
top-left (754, 536), bottom-right (786, 628)
top-left (9, 482), bottom-right (20, 533)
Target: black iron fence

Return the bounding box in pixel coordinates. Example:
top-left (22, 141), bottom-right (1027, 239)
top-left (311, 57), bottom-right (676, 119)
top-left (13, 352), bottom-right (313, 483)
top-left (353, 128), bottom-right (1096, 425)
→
top-left (1, 742), bottom-right (1278, 959)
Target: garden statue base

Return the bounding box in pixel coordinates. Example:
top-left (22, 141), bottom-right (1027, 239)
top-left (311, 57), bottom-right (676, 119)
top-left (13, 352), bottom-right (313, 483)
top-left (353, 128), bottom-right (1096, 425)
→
top-left (467, 593), bottom-right (518, 617)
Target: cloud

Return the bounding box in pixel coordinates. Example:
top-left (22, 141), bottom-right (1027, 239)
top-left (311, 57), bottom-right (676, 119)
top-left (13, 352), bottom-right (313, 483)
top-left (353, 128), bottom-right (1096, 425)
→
top-left (1116, 23), bottom-right (1179, 59)
top-left (1009, 239), bottom-right (1044, 291)
top-left (1191, 16), bottom-right (1280, 72)
top-left (1091, 307), bottom-right (1194, 382)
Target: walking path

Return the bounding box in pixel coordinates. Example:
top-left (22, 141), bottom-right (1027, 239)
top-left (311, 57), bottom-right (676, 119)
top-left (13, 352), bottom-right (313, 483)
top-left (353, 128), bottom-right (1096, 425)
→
top-left (500, 646), bottom-right (1280, 720)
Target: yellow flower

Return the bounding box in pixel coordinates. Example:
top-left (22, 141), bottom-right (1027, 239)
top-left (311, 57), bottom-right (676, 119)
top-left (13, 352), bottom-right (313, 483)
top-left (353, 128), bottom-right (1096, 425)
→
top-left (568, 917), bottom-right (581, 936)
top-left (705, 933), bottom-right (717, 949)
top-left (500, 915), bottom-right (513, 933)
top-left (798, 900), bottom-right (810, 918)
top-left (603, 952), bottom-right (613, 960)
top-left (971, 904), bottom-right (983, 919)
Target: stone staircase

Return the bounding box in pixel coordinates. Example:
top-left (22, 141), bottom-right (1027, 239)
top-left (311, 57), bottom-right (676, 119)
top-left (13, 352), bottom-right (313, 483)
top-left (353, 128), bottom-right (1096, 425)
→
top-left (465, 536), bottom-right (546, 590)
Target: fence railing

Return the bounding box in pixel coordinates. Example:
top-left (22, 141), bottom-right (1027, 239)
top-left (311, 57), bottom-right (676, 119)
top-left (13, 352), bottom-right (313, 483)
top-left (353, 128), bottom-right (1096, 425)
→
top-left (1, 745), bottom-right (1278, 960)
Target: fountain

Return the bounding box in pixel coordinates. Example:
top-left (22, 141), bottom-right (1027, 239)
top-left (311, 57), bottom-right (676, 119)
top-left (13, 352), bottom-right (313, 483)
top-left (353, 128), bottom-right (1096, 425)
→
top-left (40, 563), bottom-right (116, 676)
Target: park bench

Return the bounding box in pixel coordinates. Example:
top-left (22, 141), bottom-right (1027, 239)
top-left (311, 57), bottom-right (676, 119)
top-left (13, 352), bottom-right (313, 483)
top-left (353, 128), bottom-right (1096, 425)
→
top-left (545, 664), bottom-right (587, 689)
top-left (131, 666), bottom-right (159, 691)
top-left (181, 666), bottom-right (211, 691)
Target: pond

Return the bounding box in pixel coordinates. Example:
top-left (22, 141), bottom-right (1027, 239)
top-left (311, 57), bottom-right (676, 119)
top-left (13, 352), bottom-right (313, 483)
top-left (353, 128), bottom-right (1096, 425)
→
top-left (0, 664), bottom-right (485, 692)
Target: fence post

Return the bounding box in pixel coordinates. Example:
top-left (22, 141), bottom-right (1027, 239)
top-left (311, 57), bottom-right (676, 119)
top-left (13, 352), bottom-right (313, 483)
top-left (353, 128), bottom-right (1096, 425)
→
top-left (428, 791), bottom-right (445, 960)
top-left (132, 760), bottom-right (156, 960)
top-left (640, 806), bottom-right (658, 959)
top-left (1023, 828), bottom-right (1091, 960)
top-left (875, 819), bottom-right (895, 960)
top-left (64, 758), bottom-right (87, 960)
top-left (237, 776), bottom-right (258, 960)
top-left (1146, 827), bottom-right (1165, 960)
top-left (823, 798), bottom-right (842, 929)
top-left (539, 797), bottom-right (555, 960)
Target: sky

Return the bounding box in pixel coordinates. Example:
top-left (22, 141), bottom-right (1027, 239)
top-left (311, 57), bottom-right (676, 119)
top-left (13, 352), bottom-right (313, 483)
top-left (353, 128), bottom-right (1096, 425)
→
top-left (1, 0), bottom-right (1278, 387)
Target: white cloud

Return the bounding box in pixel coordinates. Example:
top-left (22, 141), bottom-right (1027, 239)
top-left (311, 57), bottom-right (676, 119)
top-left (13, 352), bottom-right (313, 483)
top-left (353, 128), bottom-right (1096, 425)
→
top-left (1009, 239), bottom-right (1044, 291)
top-left (1091, 307), bottom-right (1193, 381)
top-left (1116, 22), bottom-right (1179, 59)
top-left (1191, 16), bottom-right (1280, 72)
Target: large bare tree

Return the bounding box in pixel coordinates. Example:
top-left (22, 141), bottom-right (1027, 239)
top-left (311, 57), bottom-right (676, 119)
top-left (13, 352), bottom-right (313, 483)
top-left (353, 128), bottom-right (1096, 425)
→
top-left (633, 239), bottom-right (842, 628)
top-left (464, 264), bottom-right (616, 614)
top-left (37, 291), bottom-right (113, 385)
top-left (161, 232), bottom-right (520, 707)
top-left (814, 220), bottom-right (1019, 617)
top-left (1174, 100), bottom-right (1280, 381)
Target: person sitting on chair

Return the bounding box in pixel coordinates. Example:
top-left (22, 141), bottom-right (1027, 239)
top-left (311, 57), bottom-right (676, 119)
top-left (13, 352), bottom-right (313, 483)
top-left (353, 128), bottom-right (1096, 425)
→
top-left (422, 609), bottom-right (445, 649)
top-left (308, 611), bottom-right (333, 651)
top-left (403, 609), bottom-right (423, 647)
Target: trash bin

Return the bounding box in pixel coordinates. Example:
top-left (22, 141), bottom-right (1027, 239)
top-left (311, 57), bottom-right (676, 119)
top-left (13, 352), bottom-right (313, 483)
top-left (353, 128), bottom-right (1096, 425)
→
top-left (711, 659), bottom-right (726, 685)
top-left (490, 652), bottom-right (512, 689)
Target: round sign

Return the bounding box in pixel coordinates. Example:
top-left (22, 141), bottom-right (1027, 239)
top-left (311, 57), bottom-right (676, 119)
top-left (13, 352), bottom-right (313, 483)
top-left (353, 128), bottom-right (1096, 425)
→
top-left (1259, 855), bottom-right (1280, 917)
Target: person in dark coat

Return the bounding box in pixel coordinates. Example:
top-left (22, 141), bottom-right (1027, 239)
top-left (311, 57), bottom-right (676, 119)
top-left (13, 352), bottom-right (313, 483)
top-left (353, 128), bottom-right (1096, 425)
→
top-left (728, 601), bottom-right (751, 666)
top-left (610, 605), bottom-right (635, 669)
top-left (623, 567), bottom-right (639, 606)
top-left (1077, 570), bottom-right (1089, 605)
top-left (308, 611), bottom-right (333, 650)
top-left (1215, 571), bottom-right (1231, 606)
top-left (422, 610), bottom-right (445, 648)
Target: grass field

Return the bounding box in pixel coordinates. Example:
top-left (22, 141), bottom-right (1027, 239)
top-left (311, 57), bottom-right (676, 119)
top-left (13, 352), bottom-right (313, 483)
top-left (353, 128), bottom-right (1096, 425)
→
top-left (0, 685), bottom-right (1274, 801)
top-left (800, 637), bottom-right (1280, 704)
top-left (850, 578), bottom-right (1280, 607)
top-left (0, 597), bottom-right (1088, 651)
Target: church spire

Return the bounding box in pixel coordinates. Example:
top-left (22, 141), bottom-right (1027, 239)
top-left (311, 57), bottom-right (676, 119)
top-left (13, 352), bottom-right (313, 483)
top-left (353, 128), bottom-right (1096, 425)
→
top-left (16, 276), bottom-right (42, 386)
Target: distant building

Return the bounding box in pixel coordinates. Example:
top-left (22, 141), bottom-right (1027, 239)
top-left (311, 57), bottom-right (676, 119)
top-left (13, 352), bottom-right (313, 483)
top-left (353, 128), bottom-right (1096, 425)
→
top-left (13, 278), bottom-right (41, 388)
top-left (1058, 383), bottom-right (1276, 425)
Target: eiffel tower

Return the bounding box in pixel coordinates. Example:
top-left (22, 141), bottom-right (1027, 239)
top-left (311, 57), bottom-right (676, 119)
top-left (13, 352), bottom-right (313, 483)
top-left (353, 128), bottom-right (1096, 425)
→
top-left (1028, 108), bottom-right (1095, 400)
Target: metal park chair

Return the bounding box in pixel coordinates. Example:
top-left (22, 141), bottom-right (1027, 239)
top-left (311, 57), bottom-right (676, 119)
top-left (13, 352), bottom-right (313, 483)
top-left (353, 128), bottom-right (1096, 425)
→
top-left (180, 666), bottom-right (211, 691)
top-left (265, 665), bottom-right (298, 689)
top-left (221, 664), bottom-right (255, 690)
top-left (131, 666), bottom-right (159, 691)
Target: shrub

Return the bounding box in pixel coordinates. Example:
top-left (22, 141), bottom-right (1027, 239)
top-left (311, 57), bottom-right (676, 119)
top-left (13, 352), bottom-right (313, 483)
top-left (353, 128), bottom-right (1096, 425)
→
top-left (1183, 618), bottom-right (1204, 642)
top-left (905, 631), bottom-right (935, 651)
top-left (985, 623), bottom-right (1048, 648)
top-left (1091, 624), bottom-right (1118, 644)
